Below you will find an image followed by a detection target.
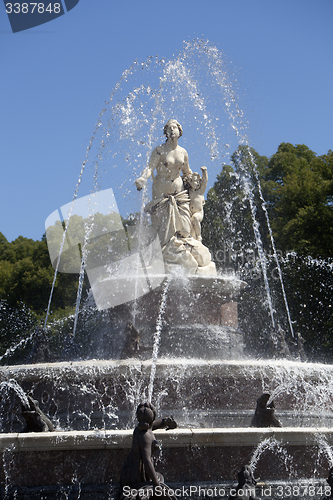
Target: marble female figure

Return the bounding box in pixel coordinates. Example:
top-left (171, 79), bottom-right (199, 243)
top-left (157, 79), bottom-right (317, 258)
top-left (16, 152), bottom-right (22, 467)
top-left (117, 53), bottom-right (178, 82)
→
top-left (135, 119), bottom-right (193, 247)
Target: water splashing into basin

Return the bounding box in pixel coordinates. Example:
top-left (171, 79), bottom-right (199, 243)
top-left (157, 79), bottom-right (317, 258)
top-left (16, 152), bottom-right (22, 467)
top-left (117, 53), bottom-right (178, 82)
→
top-left (249, 436), bottom-right (296, 478)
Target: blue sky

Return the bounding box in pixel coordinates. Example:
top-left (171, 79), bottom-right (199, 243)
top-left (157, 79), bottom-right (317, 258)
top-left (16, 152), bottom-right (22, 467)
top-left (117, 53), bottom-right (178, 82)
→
top-left (1, 0), bottom-right (332, 242)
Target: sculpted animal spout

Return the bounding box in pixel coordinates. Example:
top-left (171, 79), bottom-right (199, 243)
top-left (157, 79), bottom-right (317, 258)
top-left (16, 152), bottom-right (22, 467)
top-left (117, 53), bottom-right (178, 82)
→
top-left (135, 119), bottom-right (216, 276)
top-left (251, 393), bottom-right (282, 428)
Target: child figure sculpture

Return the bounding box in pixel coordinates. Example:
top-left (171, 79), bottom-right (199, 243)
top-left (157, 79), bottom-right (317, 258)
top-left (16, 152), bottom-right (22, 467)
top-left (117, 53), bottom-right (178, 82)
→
top-left (120, 402), bottom-right (177, 492)
top-left (183, 166), bottom-right (208, 241)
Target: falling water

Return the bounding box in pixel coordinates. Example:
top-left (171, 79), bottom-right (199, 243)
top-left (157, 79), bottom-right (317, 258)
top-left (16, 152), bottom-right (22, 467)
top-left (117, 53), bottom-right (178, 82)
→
top-left (43, 140), bottom-right (92, 331)
top-left (0, 329), bottom-right (35, 363)
top-left (232, 148), bottom-right (276, 329)
top-left (0, 379), bottom-right (30, 409)
top-left (316, 433), bottom-right (333, 468)
top-left (248, 147), bottom-right (295, 338)
top-left (131, 183), bottom-right (151, 326)
top-left (56, 39), bottom-right (244, 222)
top-left (249, 436), bottom-right (295, 478)
top-left (258, 360), bottom-right (333, 417)
top-left (148, 276), bottom-right (171, 403)
top-left (72, 209), bottom-right (96, 339)
top-left (2, 445), bottom-right (15, 499)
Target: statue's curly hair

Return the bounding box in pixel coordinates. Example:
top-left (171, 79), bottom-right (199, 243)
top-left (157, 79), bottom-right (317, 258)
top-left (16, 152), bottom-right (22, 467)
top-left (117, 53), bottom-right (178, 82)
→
top-left (163, 119), bottom-right (183, 138)
top-left (182, 173), bottom-right (193, 191)
top-left (182, 172), bottom-right (201, 191)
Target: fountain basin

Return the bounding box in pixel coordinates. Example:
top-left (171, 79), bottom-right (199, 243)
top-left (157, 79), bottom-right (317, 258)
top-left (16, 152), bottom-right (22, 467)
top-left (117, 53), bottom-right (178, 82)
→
top-left (1, 359), bottom-right (333, 431)
top-left (0, 428), bottom-right (331, 488)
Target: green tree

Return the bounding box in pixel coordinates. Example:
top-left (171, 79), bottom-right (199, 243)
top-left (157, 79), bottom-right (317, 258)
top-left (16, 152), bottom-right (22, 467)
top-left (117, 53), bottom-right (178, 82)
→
top-left (202, 144), bottom-right (333, 359)
top-left (279, 255), bottom-right (333, 360)
top-left (0, 234), bottom-right (79, 314)
top-left (261, 144), bottom-right (333, 258)
top-left (0, 299), bottom-right (37, 358)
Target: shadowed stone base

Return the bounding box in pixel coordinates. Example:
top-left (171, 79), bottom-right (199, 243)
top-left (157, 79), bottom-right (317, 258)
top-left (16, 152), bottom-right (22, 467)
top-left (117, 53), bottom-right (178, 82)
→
top-left (0, 428), bottom-right (331, 494)
top-left (108, 275), bottom-right (246, 360)
top-left (137, 324), bottom-right (244, 360)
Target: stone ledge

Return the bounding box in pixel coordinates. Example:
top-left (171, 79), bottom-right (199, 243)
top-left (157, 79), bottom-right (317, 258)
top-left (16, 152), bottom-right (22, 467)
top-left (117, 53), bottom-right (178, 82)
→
top-left (1, 427), bottom-right (332, 452)
top-left (2, 358), bottom-right (333, 381)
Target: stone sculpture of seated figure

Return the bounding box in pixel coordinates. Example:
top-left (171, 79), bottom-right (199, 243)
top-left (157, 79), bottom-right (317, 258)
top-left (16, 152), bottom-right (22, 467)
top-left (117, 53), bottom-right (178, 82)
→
top-left (120, 401), bottom-right (177, 497)
top-left (135, 119), bottom-right (192, 247)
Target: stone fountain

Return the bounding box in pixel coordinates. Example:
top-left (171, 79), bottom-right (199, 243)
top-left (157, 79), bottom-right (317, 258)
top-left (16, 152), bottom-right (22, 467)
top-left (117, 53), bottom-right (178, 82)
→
top-left (1, 41), bottom-right (333, 499)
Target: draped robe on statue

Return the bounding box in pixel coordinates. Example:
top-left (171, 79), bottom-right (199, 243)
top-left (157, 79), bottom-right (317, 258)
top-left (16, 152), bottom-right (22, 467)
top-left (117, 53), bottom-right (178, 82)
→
top-left (145, 190), bottom-right (213, 274)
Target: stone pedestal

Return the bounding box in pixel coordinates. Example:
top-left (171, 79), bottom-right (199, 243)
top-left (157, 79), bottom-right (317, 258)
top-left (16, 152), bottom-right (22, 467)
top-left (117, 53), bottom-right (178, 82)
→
top-left (221, 302), bottom-right (238, 328)
top-left (108, 274), bottom-right (246, 360)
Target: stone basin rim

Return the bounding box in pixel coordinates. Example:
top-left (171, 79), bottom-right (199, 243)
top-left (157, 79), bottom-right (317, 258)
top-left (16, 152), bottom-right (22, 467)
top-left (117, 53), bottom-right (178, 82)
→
top-left (1, 358), bottom-right (333, 376)
top-left (0, 427), bottom-right (332, 452)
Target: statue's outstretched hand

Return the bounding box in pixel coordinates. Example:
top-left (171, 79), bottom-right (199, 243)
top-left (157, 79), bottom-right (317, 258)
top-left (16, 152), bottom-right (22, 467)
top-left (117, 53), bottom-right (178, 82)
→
top-left (163, 416), bottom-right (177, 430)
top-left (135, 177), bottom-right (146, 191)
